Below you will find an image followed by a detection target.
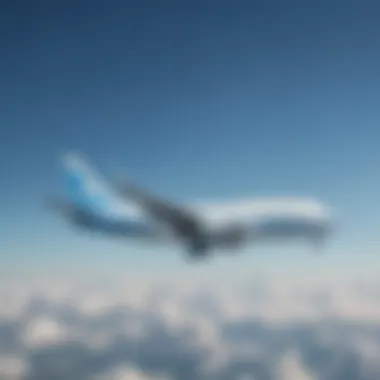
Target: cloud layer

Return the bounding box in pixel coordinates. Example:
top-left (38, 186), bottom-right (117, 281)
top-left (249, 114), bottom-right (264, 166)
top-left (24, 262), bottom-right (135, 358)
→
top-left (1, 270), bottom-right (380, 380)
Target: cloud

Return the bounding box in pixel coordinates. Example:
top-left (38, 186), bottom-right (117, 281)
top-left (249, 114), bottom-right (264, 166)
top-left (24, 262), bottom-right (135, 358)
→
top-left (277, 350), bottom-right (316, 380)
top-left (0, 355), bottom-right (29, 380)
top-left (95, 365), bottom-right (171, 380)
top-left (0, 270), bottom-right (380, 379)
top-left (23, 317), bottom-right (71, 349)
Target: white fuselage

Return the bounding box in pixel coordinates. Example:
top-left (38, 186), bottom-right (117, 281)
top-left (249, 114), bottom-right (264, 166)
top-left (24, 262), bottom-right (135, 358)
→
top-left (53, 152), bottom-right (334, 258)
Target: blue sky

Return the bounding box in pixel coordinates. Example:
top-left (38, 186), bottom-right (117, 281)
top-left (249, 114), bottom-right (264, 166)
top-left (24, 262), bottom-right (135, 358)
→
top-left (1, 2), bottom-right (380, 273)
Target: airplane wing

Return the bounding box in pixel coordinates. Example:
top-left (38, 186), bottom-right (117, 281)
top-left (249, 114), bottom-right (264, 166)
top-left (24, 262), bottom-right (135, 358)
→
top-left (114, 177), bottom-right (209, 253)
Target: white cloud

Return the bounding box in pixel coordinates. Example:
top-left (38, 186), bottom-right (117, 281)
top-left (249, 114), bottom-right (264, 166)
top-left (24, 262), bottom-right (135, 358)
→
top-left (204, 341), bottom-right (265, 376)
top-left (22, 316), bottom-right (71, 348)
top-left (0, 355), bottom-right (29, 380)
top-left (97, 365), bottom-right (171, 380)
top-left (348, 335), bottom-right (380, 376)
top-left (75, 294), bottom-right (115, 316)
top-left (1, 270), bottom-right (380, 379)
top-left (277, 350), bottom-right (316, 380)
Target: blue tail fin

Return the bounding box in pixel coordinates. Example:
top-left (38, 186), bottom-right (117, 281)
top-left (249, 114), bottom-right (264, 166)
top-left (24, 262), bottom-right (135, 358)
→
top-left (61, 152), bottom-right (112, 214)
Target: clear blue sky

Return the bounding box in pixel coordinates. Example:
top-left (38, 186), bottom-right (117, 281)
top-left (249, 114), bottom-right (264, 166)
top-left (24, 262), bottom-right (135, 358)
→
top-left (1, 2), bottom-right (380, 273)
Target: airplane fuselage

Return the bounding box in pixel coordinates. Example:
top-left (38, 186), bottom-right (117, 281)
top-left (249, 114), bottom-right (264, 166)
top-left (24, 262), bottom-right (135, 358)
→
top-left (49, 152), bottom-right (333, 259)
top-left (51, 195), bottom-right (332, 257)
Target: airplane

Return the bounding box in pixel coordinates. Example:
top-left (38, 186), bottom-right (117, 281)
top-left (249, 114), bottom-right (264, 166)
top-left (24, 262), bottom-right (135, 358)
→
top-left (48, 152), bottom-right (333, 260)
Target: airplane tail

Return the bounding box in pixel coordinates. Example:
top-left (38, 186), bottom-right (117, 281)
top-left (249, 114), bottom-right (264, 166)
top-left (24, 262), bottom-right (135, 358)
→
top-left (61, 152), bottom-right (112, 214)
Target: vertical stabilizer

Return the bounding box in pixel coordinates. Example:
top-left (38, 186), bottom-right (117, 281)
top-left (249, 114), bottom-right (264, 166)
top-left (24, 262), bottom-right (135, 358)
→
top-left (61, 152), bottom-right (112, 214)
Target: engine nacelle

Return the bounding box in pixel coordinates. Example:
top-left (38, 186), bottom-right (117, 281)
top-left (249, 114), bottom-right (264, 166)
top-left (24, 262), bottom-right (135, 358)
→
top-left (211, 223), bottom-right (248, 249)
